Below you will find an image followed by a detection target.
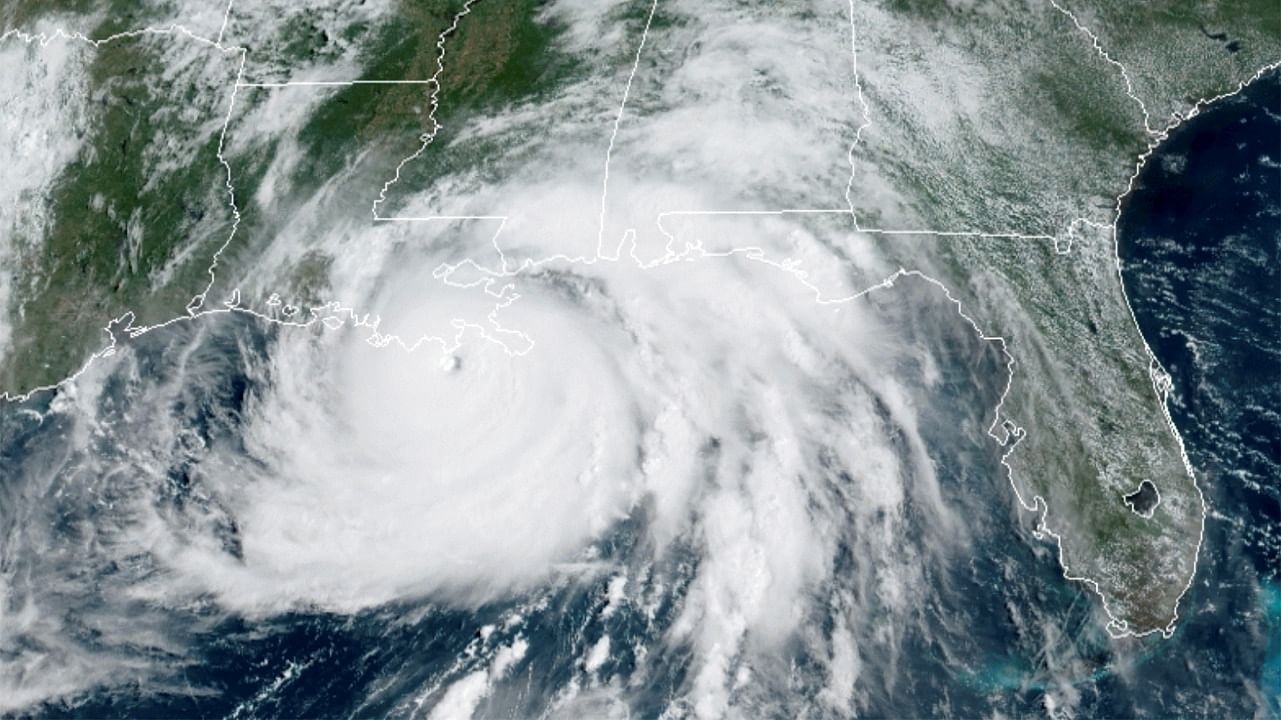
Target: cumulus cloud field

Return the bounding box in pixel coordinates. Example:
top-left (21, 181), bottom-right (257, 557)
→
top-left (2, 0), bottom-right (1258, 715)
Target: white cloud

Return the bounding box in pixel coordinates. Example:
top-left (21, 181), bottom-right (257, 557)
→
top-left (0, 0), bottom-right (1015, 714)
top-left (0, 29), bottom-right (93, 358)
top-left (427, 638), bottom-right (528, 720)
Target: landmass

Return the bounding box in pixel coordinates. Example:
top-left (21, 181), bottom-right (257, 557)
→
top-left (1, 0), bottom-right (1277, 637)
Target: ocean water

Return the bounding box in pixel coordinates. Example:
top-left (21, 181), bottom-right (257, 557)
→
top-left (2, 73), bottom-right (1277, 718)
top-left (1110, 70), bottom-right (1281, 717)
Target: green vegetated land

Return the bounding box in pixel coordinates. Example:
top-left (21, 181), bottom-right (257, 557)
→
top-left (0, 0), bottom-right (1272, 635)
top-left (1, 30), bottom-right (238, 392)
top-left (0, 0), bottom-right (1271, 641)
top-left (861, 0), bottom-right (1277, 632)
top-left (2, 0), bottom-right (161, 35)
top-left (1081, 0), bottom-right (1281, 118)
top-left (205, 0), bottom-right (583, 308)
top-left (993, 1), bottom-right (1274, 632)
top-left (296, 0), bottom-right (581, 208)
top-left (1, 0), bottom-right (582, 392)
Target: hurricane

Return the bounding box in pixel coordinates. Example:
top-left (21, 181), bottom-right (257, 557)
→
top-left (2, 0), bottom-right (1277, 716)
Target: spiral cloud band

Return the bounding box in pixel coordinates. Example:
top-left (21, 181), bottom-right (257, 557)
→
top-left (0, 0), bottom-right (1229, 714)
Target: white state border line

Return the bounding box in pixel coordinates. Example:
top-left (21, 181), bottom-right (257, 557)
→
top-left (249, 0), bottom-right (1221, 641)
top-left (1, 22), bottom-right (233, 50)
top-left (0, 0), bottom-right (483, 404)
top-left (1049, 0), bottom-right (1161, 138)
top-left (292, 0), bottom-right (1229, 641)
top-left (1091, 56), bottom-right (1281, 638)
top-left (216, 0), bottom-right (234, 47)
top-left (236, 80), bottom-right (438, 87)
top-left (370, 0), bottom-right (1074, 248)
top-left (2, 0), bottom-right (1276, 644)
top-left (593, 0), bottom-right (662, 258)
top-left (368, 0), bottom-right (480, 221)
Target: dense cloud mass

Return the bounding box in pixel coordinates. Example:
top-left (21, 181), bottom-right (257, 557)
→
top-left (2, 262), bottom-right (999, 716)
top-left (0, 4), bottom-right (984, 713)
top-left (2, 0), bottom-right (1273, 716)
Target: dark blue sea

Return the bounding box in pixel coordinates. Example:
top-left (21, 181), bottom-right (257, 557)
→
top-left (1110, 70), bottom-right (1281, 717)
top-left (2, 74), bottom-right (1277, 719)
